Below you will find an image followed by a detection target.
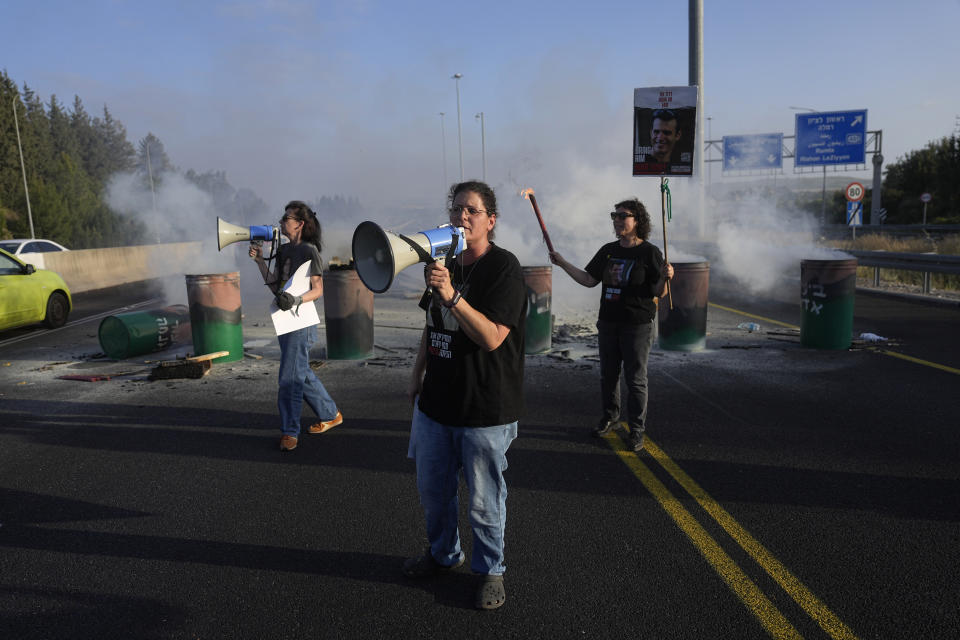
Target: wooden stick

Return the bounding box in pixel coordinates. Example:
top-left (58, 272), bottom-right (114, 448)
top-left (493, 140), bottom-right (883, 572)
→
top-left (660, 176), bottom-right (673, 309)
top-left (527, 193), bottom-right (555, 253)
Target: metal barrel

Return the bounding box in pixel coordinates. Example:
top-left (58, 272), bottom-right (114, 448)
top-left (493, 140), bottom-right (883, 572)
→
top-left (323, 266), bottom-right (374, 360)
top-left (98, 305), bottom-right (191, 360)
top-left (184, 272), bottom-right (243, 363)
top-left (658, 261), bottom-right (709, 352)
top-left (522, 265), bottom-right (553, 354)
top-left (800, 258), bottom-right (857, 350)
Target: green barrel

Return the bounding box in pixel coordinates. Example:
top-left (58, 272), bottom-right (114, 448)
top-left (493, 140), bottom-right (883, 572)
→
top-left (658, 261), bottom-right (709, 352)
top-left (184, 272), bottom-right (243, 363)
top-left (523, 265), bottom-right (552, 354)
top-left (323, 265), bottom-right (374, 359)
top-left (800, 258), bottom-right (857, 350)
top-left (98, 305), bottom-right (191, 360)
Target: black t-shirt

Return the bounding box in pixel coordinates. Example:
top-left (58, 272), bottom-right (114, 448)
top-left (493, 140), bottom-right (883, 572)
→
top-left (418, 244), bottom-right (526, 427)
top-left (271, 242), bottom-right (323, 294)
top-left (585, 241), bottom-right (665, 323)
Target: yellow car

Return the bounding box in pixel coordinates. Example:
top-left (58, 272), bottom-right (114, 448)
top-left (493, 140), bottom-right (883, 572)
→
top-left (0, 247), bottom-right (72, 331)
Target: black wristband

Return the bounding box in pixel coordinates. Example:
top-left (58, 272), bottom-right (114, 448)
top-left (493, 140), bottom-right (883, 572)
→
top-left (443, 291), bottom-right (462, 308)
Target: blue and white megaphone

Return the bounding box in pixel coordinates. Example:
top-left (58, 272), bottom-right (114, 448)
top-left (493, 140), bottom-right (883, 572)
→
top-left (352, 221), bottom-right (466, 293)
top-left (217, 216), bottom-right (278, 251)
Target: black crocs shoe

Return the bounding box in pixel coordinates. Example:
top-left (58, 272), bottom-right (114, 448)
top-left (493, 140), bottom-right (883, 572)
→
top-left (592, 419), bottom-right (617, 437)
top-left (402, 547), bottom-right (464, 579)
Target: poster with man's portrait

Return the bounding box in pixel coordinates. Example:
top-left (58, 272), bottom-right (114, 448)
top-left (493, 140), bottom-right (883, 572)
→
top-left (633, 86), bottom-right (698, 177)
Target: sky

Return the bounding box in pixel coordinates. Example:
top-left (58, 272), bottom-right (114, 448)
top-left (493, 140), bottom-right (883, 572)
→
top-left (4, 0), bottom-right (960, 308)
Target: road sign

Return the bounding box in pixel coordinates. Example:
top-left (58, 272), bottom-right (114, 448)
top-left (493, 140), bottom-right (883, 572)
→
top-left (722, 133), bottom-right (783, 171)
top-left (845, 182), bottom-right (865, 202)
top-left (846, 201), bottom-right (863, 226)
top-left (920, 192), bottom-right (932, 203)
top-left (795, 109), bottom-right (867, 167)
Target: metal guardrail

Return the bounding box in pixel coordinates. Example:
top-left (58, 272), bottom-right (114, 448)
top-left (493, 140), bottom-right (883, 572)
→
top-left (847, 250), bottom-right (960, 293)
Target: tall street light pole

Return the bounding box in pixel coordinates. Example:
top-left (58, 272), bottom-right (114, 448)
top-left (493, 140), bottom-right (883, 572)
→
top-left (452, 73), bottom-right (463, 181)
top-left (439, 112), bottom-right (448, 190)
top-left (12, 95), bottom-right (36, 239)
top-left (475, 112), bottom-right (486, 182)
top-left (790, 106), bottom-right (827, 226)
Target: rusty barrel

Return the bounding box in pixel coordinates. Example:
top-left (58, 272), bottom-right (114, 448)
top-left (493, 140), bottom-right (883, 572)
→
top-left (658, 261), bottom-right (709, 352)
top-left (98, 305), bottom-right (191, 360)
top-left (800, 258), bottom-right (857, 350)
top-left (323, 265), bottom-right (374, 359)
top-left (522, 265), bottom-right (552, 354)
top-left (184, 272), bottom-right (243, 363)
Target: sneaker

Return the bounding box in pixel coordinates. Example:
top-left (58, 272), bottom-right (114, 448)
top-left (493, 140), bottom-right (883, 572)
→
top-left (308, 411), bottom-right (343, 434)
top-left (592, 419), bottom-right (616, 437)
top-left (628, 430), bottom-right (645, 452)
top-left (402, 547), bottom-right (465, 579)
top-left (279, 435), bottom-right (298, 451)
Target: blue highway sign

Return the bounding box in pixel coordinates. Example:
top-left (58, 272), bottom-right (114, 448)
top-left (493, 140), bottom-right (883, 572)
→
top-left (795, 110), bottom-right (867, 167)
top-left (847, 201), bottom-right (863, 226)
top-left (722, 133), bottom-right (783, 171)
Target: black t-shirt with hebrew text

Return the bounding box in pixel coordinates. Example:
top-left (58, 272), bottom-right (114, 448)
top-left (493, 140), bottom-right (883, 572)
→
top-left (585, 240), bottom-right (664, 324)
top-left (418, 244), bottom-right (526, 427)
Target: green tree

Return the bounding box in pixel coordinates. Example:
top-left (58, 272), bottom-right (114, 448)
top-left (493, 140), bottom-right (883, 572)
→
top-left (883, 134), bottom-right (960, 224)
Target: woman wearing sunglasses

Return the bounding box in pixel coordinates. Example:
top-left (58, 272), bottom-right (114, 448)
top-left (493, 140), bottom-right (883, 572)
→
top-left (249, 200), bottom-right (342, 451)
top-left (549, 198), bottom-right (673, 452)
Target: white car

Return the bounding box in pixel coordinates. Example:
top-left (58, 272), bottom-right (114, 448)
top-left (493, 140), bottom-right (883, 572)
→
top-left (0, 238), bottom-right (70, 269)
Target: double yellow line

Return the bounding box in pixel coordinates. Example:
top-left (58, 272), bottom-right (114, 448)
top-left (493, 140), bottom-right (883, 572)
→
top-left (604, 431), bottom-right (859, 640)
top-left (709, 302), bottom-right (960, 375)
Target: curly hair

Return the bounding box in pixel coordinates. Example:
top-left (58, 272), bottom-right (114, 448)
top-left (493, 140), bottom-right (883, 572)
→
top-left (613, 198), bottom-right (651, 240)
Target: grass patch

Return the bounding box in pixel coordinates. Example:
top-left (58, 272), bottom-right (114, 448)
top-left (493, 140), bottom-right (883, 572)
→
top-left (830, 234), bottom-right (960, 293)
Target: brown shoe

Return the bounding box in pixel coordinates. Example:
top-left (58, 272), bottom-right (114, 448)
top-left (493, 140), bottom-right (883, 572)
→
top-left (279, 435), bottom-right (298, 451)
top-left (308, 411), bottom-right (343, 434)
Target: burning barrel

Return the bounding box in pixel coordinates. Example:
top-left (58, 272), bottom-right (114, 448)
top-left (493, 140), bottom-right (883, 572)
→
top-left (658, 261), bottom-right (709, 352)
top-left (800, 257), bottom-right (857, 350)
top-left (323, 264), bottom-right (374, 359)
top-left (185, 272), bottom-right (243, 363)
top-left (98, 305), bottom-right (191, 360)
top-left (522, 265), bottom-right (552, 354)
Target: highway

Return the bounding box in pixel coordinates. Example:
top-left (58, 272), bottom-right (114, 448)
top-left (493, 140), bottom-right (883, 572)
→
top-left (0, 277), bottom-right (957, 639)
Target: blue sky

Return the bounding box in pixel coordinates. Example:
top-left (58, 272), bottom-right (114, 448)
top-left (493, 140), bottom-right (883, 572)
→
top-left (5, 0), bottom-right (959, 231)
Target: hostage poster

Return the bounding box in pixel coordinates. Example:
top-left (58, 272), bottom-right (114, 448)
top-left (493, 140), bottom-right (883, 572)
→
top-left (633, 86), bottom-right (698, 177)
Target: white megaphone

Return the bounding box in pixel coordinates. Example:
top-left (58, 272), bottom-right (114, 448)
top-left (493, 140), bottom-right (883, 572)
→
top-left (352, 221), bottom-right (466, 293)
top-left (217, 216), bottom-right (278, 251)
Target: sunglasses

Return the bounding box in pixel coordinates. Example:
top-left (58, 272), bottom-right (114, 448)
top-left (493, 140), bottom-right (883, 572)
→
top-left (610, 212), bottom-right (635, 220)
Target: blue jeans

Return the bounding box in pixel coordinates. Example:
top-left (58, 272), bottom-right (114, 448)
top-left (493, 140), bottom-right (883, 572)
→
top-left (277, 326), bottom-right (338, 437)
top-left (597, 319), bottom-right (655, 435)
top-left (408, 404), bottom-right (518, 575)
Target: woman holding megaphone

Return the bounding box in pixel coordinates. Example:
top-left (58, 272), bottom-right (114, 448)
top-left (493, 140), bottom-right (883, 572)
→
top-left (250, 200), bottom-right (343, 452)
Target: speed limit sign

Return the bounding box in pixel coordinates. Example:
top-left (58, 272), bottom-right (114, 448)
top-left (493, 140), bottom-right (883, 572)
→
top-left (845, 182), bottom-right (865, 202)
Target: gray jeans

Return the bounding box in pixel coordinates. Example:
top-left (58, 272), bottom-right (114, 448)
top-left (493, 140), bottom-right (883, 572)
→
top-left (597, 319), bottom-right (655, 434)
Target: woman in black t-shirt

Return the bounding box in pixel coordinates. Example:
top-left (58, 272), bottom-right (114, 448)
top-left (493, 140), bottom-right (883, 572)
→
top-left (550, 198), bottom-right (673, 452)
top-left (402, 181), bottom-right (526, 611)
top-left (250, 201), bottom-right (342, 452)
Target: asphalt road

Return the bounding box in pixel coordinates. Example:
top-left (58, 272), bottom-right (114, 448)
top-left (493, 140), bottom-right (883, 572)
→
top-left (1, 277), bottom-right (958, 639)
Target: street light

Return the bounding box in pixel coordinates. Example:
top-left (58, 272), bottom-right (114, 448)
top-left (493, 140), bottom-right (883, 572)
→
top-left (475, 112), bottom-right (486, 182)
top-left (439, 112), bottom-right (448, 189)
top-left (790, 106), bottom-right (827, 226)
top-left (452, 73), bottom-right (463, 181)
top-left (11, 95), bottom-right (36, 239)
top-left (706, 116), bottom-right (712, 186)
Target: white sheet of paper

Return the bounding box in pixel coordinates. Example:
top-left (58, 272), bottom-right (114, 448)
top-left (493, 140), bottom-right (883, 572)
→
top-left (270, 261), bottom-right (321, 336)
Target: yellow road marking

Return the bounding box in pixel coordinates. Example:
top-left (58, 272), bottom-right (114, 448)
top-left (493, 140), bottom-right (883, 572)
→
top-left (708, 302), bottom-right (799, 329)
top-left (603, 432), bottom-right (803, 640)
top-left (878, 349), bottom-right (960, 375)
top-left (708, 302), bottom-right (958, 375)
top-left (643, 438), bottom-right (860, 640)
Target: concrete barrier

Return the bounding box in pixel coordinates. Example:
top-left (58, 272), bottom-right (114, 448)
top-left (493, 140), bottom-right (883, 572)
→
top-left (42, 242), bottom-right (203, 293)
